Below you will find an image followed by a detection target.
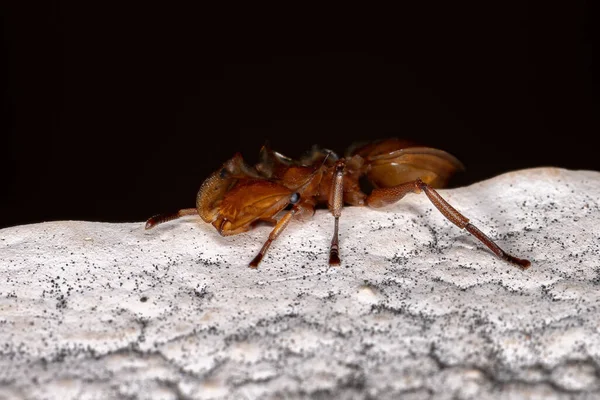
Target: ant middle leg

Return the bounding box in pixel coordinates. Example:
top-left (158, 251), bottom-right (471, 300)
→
top-left (327, 161), bottom-right (346, 265)
top-left (366, 179), bottom-right (531, 270)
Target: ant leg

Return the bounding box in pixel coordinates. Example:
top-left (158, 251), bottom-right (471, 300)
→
top-left (249, 206), bottom-right (299, 268)
top-left (328, 161), bottom-right (345, 265)
top-left (367, 179), bottom-right (531, 270)
top-left (145, 208), bottom-right (198, 229)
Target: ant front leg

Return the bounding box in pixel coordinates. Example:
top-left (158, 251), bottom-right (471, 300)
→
top-left (248, 204), bottom-right (304, 268)
top-left (367, 179), bottom-right (531, 270)
top-left (145, 208), bottom-right (198, 229)
top-left (248, 199), bottom-right (317, 267)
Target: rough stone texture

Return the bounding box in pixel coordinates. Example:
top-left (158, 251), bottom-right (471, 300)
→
top-left (1, 167), bottom-right (599, 400)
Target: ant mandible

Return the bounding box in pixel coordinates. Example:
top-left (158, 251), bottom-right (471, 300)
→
top-left (146, 139), bottom-right (531, 270)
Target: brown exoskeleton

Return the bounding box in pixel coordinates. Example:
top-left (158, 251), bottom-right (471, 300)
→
top-left (146, 139), bottom-right (531, 269)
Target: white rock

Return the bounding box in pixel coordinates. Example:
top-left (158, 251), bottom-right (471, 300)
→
top-left (1, 167), bottom-right (599, 399)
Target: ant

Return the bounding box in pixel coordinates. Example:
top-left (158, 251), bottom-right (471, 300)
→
top-left (146, 139), bottom-right (531, 270)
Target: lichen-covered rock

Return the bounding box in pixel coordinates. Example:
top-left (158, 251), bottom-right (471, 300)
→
top-left (1, 168), bottom-right (599, 399)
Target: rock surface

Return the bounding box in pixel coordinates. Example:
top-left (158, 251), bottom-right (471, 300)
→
top-left (1, 168), bottom-right (599, 399)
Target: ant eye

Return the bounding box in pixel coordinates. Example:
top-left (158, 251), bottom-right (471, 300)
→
top-left (289, 192), bottom-right (300, 204)
top-left (219, 168), bottom-right (228, 178)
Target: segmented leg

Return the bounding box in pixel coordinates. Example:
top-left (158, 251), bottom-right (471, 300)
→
top-left (249, 206), bottom-right (299, 268)
top-left (367, 179), bottom-right (531, 270)
top-left (145, 208), bottom-right (198, 229)
top-left (328, 161), bottom-right (345, 265)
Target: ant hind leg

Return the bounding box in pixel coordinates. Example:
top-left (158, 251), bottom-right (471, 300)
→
top-left (366, 179), bottom-right (531, 270)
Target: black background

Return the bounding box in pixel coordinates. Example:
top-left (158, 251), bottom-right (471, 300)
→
top-left (1, 3), bottom-right (597, 229)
